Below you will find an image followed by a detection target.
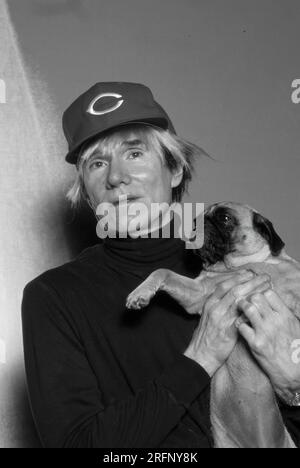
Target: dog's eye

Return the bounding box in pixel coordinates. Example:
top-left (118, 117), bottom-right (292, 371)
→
top-left (215, 212), bottom-right (232, 224)
top-left (223, 215), bottom-right (231, 224)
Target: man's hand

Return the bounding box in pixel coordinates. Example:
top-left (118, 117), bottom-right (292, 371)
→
top-left (236, 290), bottom-right (300, 401)
top-left (184, 273), bottom-right (271, 377)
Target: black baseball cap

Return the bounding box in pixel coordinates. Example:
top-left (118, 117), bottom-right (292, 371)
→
top-left (63, 82), bottom-right (176, 164)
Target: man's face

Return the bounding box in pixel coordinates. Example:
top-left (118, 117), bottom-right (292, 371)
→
top-left (82, 126), bottom-right (182, 234)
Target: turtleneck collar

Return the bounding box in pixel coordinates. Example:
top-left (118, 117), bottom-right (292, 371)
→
top-left (102, 220), bottom-right (187, 272)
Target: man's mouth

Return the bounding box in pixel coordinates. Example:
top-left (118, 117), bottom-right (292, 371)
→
top-left (111, 195), bottom-right (140, 206)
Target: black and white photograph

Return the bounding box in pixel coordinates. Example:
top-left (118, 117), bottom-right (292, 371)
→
top-left (0, 0), bottom-right (300, 450)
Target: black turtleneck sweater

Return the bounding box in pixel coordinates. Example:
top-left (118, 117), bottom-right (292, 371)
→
top-left (21, 235), bottom-right (214, 448)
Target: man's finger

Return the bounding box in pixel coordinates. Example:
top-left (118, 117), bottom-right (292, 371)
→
top-left (210, 272), bottom-right (256, 302)
top-left (263, 289), bottom-right (291, 316)
top-left (246, 281), bottom-right (273, 298)
top-left (248, 292), bottom-right (274, 319)
top-left (236, 321), bottom-right (256, 346)
top-left (201, 271), bottom-right (252, 297)
top-left (237, 298), bottom-right (263, 329)
top-left (217, 275), bottom-right (271, 307)
top-left (211, 271), bottom-right (252, 285)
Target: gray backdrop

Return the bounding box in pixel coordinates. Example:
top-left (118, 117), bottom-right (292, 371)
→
top-left (0, 0), bottom-right (299, 447)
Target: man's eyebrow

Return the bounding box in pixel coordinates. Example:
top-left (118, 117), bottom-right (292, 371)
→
top-left (121, 139), bottom-right (147, 148)
top-left (85, 139), bottom-right (147, 163)
top-left (88, 151), bottom-right (108, 161)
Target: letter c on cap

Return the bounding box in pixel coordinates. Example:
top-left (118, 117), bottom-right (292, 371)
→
top-left (87, 92), bottom-right (124, 116)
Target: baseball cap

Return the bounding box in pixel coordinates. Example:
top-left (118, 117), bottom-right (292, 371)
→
top-left (63, 82), bottom-right (176, 164)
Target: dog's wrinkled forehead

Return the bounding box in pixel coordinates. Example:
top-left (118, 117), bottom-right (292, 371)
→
top-left (206, 202), bottom-right (256, 226)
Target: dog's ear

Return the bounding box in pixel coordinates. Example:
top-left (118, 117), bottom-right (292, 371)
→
top-left (252, 212), bottom-right (285, 256)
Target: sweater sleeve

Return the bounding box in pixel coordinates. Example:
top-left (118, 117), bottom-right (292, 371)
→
top-left (279, 401), bottom-right (300, 448)
top-left (21, 279), bottom-right (210, 448)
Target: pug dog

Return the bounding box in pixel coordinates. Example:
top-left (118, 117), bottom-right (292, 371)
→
top-left (126, 202), bottom-right (300, 448)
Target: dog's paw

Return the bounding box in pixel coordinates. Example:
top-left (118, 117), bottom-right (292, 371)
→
top-left (126, 288), bottom-right (156, 310)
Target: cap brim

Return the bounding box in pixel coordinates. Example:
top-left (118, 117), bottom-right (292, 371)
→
top-left (65, 117), bottom-right (172, 164)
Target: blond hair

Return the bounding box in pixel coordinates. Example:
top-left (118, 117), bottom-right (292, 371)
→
top-left (66, 124), bottom-right (205, 207)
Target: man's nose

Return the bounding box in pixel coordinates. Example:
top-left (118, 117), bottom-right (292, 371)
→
top-left (106, 159), bottom-right (131, 188)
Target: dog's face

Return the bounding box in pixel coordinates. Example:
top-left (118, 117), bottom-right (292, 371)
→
top-left (198, 202), bottom-right (285, 267)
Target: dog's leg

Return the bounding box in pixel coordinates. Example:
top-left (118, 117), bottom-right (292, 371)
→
top-left (126, 269), bottom-right (169, 310)
top-left (126, 269), bottom-right (205, 314)
top-left (126, 269), bottom-right (239, 313)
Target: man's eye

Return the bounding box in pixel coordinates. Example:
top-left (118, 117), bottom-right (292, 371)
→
top-left (89, 160), bottom-right (106, 169)
top-left (128, 151), bottom-right (143, 159)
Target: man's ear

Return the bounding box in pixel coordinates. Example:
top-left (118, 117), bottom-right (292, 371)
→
top-left (171, 167), bottom-right (184, 189)
top-left (252, 212), bottom-right (285, 256)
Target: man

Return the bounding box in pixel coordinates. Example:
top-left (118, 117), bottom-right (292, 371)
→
top-left (22, 82), bottom-right (300, 448)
